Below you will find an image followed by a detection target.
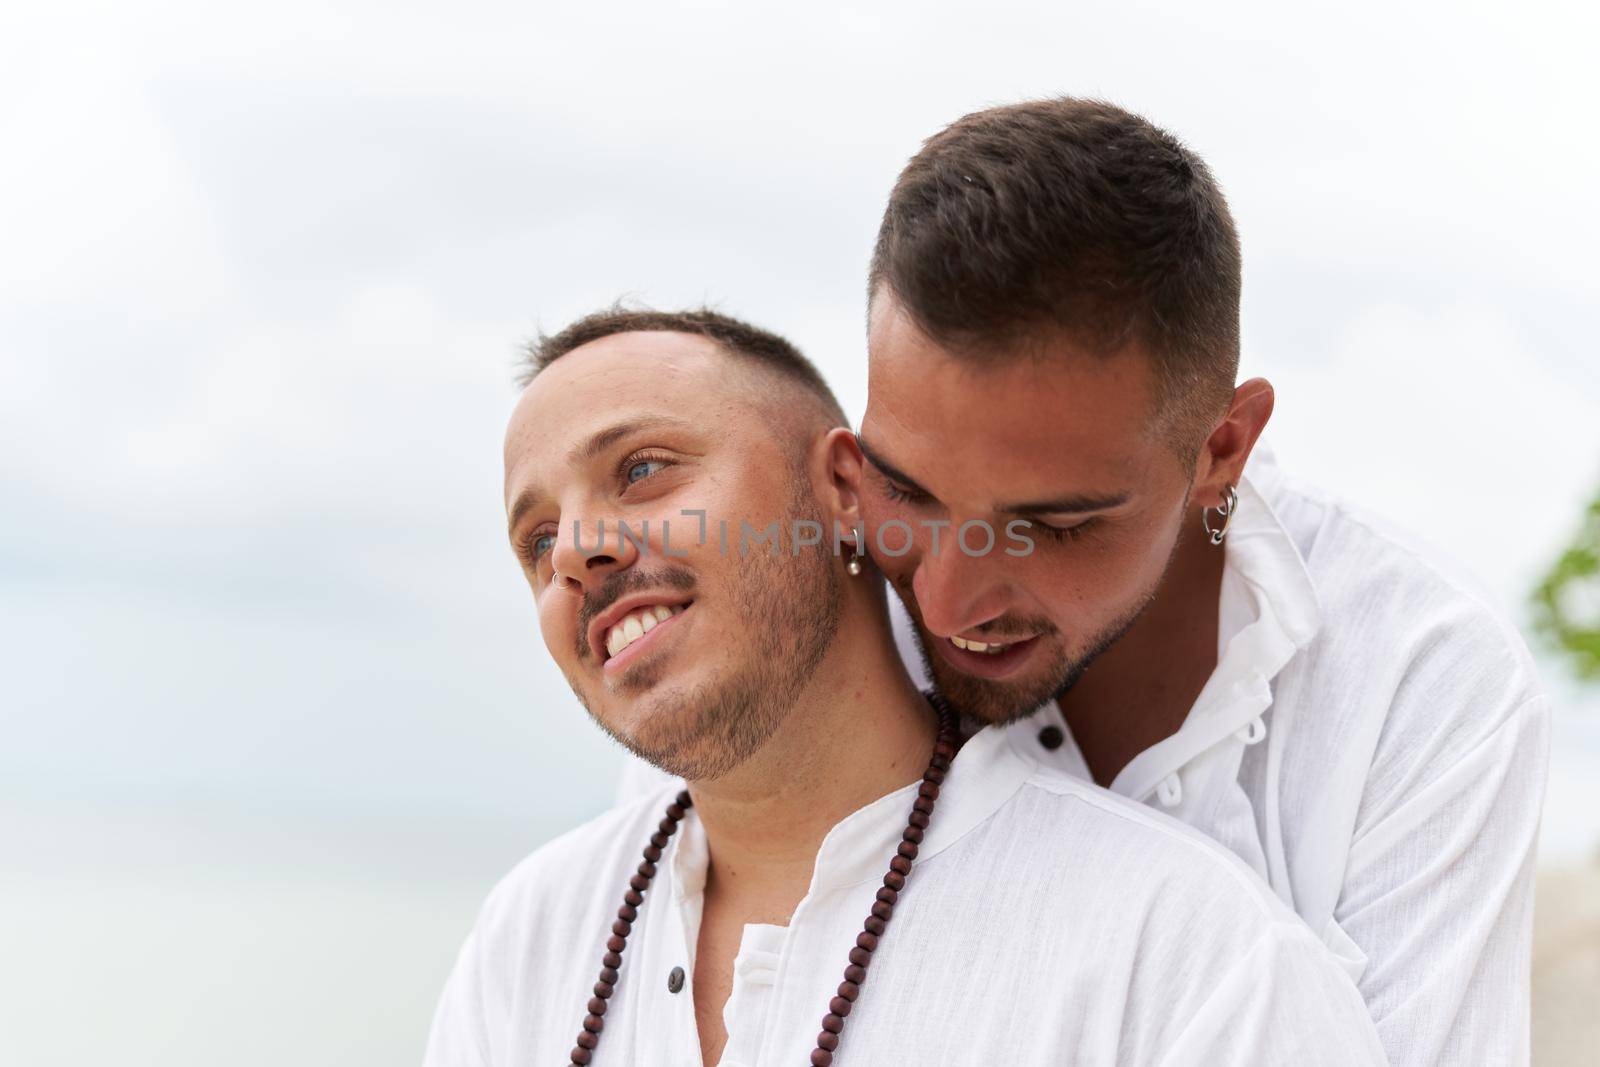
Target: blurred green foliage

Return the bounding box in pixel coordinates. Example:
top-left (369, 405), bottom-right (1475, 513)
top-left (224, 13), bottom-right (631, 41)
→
top-left (1532, 489), bottom-right (1600, 682)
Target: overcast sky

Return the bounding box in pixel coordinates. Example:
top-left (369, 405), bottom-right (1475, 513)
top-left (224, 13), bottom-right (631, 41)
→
top-left (3, 0), bottom-right (1598, 850)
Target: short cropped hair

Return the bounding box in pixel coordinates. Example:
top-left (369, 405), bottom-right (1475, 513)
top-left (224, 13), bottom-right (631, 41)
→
top-left (869, 97), bottom-right (1241, 450)
top-left (520, 305), bottom-right (847, 429)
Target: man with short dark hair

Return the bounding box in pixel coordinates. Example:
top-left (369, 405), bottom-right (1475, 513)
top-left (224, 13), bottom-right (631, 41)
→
top-left (424, 310), bottom-right (1386, 1066)
top-left (857, 98), bottom-right (1545, 1065)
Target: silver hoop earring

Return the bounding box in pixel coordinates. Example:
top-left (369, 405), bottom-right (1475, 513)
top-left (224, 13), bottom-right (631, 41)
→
top-left (845, 543), bottom-right (864, 576)
top-left (1202, 484), bottom-right (1239, 546)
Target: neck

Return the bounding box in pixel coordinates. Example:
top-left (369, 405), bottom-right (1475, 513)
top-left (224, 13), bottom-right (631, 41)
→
top-left (685, 585), bottom-right (934, 919)
top-left (1057, 510), bottom-right (1225, 786)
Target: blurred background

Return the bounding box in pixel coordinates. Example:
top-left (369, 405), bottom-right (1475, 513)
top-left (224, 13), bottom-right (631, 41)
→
top-left (2, 1), bottom-right (1596, 1063)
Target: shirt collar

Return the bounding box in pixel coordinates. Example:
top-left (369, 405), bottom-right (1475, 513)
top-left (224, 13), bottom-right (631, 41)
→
top-left (1226, 444), bottom-right (1321, 655)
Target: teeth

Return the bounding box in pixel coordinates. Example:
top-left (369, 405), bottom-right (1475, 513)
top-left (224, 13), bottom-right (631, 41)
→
top-left (951, 635), bottom-right (1010, 655)
top-left (604, 604), bottom-right (687, 659)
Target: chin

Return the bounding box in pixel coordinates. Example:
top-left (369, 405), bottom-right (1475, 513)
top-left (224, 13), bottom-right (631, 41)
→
top-left (928, 660), bottom-right (1059, 725)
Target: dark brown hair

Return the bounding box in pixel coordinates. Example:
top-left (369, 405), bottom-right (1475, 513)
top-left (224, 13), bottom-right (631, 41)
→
top-left (520, 305), bottom-right (847, 429)
top-left (869, 97), bottom-right (1241, 447)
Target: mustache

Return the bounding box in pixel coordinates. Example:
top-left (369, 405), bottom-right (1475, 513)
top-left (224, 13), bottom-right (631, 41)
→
top-left (891, 575), bottom-right (1056, 640)
top-left (575, 565), bottom-right (697, 660)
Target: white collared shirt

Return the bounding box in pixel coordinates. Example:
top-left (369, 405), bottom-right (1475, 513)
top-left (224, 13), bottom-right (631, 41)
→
top-left (426, 722), bottom-right (1385, 1066)
top-left (614, 447), bottom-right (1551, 1066)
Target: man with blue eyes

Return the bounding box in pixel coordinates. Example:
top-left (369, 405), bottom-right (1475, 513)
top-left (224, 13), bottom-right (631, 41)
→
top-left (614, 98), bottom-right (1549, 1065)
top-left (423, 306), bottom-right (1386, 1066)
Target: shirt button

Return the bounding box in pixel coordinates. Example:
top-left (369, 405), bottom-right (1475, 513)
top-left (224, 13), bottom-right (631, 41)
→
top-left (667, 965), bottom-right (685, 993)
top-left (1038, 725), bottom-right (1064, 751)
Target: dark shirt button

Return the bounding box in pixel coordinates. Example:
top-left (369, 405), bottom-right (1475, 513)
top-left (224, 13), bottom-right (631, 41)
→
top-left (1038, 725), bottom-right (1065, 751)
top-left (667, 966), bottom-right (685, 993)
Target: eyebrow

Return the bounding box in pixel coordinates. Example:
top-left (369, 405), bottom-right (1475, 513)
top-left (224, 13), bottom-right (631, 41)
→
top-left (506, 415), bottom-right (694, 534)
top-left (857, 436), bottom-right (1130, 516)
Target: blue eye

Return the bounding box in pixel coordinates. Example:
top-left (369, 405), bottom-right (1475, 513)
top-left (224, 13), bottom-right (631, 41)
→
top-left (626, 459), bottom-right (665, 484)
top-left (532, 532), bottom-right (557, 557)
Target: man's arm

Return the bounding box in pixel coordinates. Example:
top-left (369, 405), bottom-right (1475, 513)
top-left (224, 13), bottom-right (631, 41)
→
top-left (1336, 687), bottom-right (1550, 1066)
top-left (1156, 919), bottom-right (1388, 1066)
top-left (423, 923), bottom-right (495, 1067)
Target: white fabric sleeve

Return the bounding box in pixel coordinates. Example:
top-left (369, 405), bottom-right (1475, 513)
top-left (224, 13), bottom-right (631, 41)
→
top-left (1336, 693), bottom-right (1550, 1066)
top-left (422, 922), bottom-right (494, 1067)
top-left (1156, 920), bottom-right (1388, 1066)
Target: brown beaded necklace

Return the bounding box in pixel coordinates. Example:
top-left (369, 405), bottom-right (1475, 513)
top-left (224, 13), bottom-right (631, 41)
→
top-left (567, 694), bottom-right (962, 1067)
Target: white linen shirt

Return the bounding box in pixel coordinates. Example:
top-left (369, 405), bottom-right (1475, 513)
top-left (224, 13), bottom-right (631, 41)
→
top-left (426, 721), bottom-right (1386, 1067)
top-left (615, 447), bottom-right (1551, 1065)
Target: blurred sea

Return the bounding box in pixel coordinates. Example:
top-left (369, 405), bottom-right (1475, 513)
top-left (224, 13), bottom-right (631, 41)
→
top-left (3, 671), bottom-right (1595, 1067)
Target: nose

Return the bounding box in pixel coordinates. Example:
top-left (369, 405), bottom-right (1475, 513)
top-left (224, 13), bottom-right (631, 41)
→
top-left (909, 533), bottom-right (1016, 637)
top-left (549, 515), bottom-right (642, 593)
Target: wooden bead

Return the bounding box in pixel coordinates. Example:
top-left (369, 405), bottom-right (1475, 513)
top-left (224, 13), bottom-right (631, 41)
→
top-left (572, 727), bottom-right (961, 1067)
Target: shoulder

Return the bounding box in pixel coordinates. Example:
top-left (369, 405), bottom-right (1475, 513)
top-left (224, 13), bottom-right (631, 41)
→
top-left (1001, 764), bottom-right (1300, 925)
top-left (1252, 458), bottom-right (1549, 800)
top-left (472, 785), bottom-right (680, 944)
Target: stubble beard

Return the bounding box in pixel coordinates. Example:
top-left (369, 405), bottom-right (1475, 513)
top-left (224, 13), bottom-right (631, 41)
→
top-left (900, 508), bottom-right (1188, 726)
top-left (575, 485), bottom-right (842, 782)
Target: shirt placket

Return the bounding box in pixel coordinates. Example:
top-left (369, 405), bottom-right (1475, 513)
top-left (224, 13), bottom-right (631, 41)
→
top-left (717, 923), bottom-right (787, 1067)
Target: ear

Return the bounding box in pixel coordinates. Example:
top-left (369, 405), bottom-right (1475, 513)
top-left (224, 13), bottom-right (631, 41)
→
top-left (1195, 378), bottom-right (1274, 506)
top-left (816, 427), bottom-right (867, 531)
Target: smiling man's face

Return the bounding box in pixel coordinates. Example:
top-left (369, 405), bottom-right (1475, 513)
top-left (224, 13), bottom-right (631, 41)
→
top-left (858, 290), bottom-right (1196, 724)
top-left (503, 329), bottom-right (841, 780)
